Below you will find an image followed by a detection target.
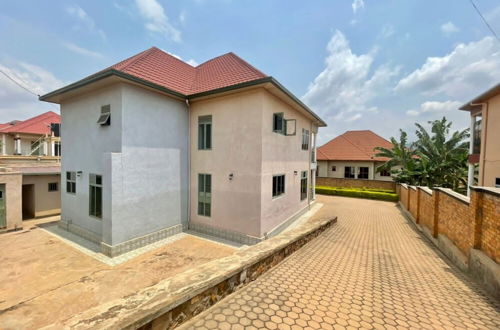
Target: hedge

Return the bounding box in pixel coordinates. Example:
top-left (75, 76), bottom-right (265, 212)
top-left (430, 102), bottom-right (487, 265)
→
top-left (315, 186), bottom-right (399, 202)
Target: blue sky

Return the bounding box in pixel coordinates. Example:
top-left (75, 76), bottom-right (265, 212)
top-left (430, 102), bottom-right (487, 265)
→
top-left (0, 0), bottom-right (499, 144)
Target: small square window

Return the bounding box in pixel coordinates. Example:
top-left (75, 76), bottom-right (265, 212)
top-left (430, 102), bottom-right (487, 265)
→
top-left (272, 174), bottom-right (285, 197)
top-left (331, 166), bottom-right (336, 171)
top-left (496, 178), bottom-right (500, 188)
top-left (273, 113), bottom-right (285, 134)
top-left (97, 105), bottom-right (111, 126)
top-left (48, 182), bottom-right (58, 192)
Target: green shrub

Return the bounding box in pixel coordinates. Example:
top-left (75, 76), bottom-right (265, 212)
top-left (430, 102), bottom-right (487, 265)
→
top-left (315, 186), bottom-right (398, 202)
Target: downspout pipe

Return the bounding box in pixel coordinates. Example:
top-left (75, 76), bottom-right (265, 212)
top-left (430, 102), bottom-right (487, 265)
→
top-left (185, 98), bottom-right (191, 230)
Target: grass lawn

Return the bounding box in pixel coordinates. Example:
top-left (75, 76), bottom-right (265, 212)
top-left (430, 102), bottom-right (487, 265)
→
top-left (315, 186), bottom-right (399, 202)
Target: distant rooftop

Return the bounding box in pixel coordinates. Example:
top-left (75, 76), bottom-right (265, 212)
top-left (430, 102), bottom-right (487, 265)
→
top-left (0, 111), bottom-right (60, 135)
top-left (317, 130), bottom-right (393, 161)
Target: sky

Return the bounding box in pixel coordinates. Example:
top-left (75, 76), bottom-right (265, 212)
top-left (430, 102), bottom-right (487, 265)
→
top-left (0, 0), bottom-right (499, 145)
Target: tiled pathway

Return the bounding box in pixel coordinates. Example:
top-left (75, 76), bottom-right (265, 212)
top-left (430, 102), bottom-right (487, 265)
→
top-left (180, 195), bottom-right (500, 329)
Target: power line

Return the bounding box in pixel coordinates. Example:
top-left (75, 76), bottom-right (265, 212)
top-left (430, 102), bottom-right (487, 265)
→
top-left (0, 68), bottom-right (40, 97)
top-left (468, 0), bottom-right (500, 43)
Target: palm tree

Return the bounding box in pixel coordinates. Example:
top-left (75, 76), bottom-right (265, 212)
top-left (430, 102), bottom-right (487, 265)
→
top-left (375, 117), bottom-right (469, 191)
top-left (374, 129), bottom-right (419, 184)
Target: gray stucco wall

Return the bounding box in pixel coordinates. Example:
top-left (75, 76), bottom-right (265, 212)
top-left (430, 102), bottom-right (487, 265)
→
top-left (61, 83), bottom-right (188, 246)
top-left (110, 84), bottom-right (188, 245)
top-left (61, 84), bottom-right (123, 237)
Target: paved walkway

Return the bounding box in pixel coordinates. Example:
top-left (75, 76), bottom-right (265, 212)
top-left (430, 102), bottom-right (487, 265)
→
top-left (180, 195), bottom-right (500, 329)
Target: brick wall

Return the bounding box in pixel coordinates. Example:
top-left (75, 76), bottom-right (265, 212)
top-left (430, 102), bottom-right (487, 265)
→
top-left (437, 191), bottom-right (474, 257)
top-left (479, 191), bottom-right (500, 263)
top-left (418, 188), bottom-right (435, 235)
top-left (316, 177), bottom-right (396, 191)
top-left (398, 185), bottom-right (500, 264)
top-left (408, 187), bottom-right (418, 220)
top-left (400, 185), bottom-right (408, 209)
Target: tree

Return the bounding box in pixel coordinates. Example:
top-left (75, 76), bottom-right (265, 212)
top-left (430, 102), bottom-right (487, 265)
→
top-left (375, 117), bottom-right (469, 191)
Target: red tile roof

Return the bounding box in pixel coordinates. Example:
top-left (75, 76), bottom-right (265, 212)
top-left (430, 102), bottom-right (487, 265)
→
top-left (109, 47), bottom-right (267, 96)
top-left (0, 111), bottom-right (60, 135)
top-left (317, 130), bottom-right (393, 161)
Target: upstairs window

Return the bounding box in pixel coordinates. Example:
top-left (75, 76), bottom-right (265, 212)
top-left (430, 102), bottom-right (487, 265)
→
top-left (89, 174), bottom-right (102, 219)
top-left (273, 113), bottom-right (285, 134)
top-left (358, 167), bottom-right (369, 179)
top-left (198, 115), bottom-right (212, 150)
top-left (300, 171), bottom-right (308, 201)
top-left (272, 174), bottom-right (285, 197)
top-left (331, 166), bottom-right (336, 171)
top-left (198, 174), bottom-right (211, 217)
top-left (66, 171), bottom-right (76, 194)
top-left (344, 166), bottom-right (355, 179)
top-left (97, 105), bottom-right (111, 126)
top-left (473, 115), bottom-right (482, 155)
top-left (54, 141), bottom-right (61, 156)
top-left (302, 129), bottom-right (310, 150)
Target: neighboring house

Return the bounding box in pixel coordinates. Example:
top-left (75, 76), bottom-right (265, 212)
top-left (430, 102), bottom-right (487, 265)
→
top-left (317, 130), bottom-right (395, 181)
top-left (40, 47), bottom-right (326, 256)
top-left (0, 111), bottom-right (61, 157)
top-left (459, 83), bottom-right (500, 190)
top-left (0, 111), bottom-right (61, 232)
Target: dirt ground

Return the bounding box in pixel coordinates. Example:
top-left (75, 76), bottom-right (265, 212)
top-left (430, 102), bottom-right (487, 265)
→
top-left (0, 220), bottom-right (235, 329)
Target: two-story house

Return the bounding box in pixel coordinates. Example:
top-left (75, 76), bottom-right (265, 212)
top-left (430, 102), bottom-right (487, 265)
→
top-left (40, 47), bottom-right (326, 256)
top-left (0, 111), bottom-right (61, 232)
top-left (460, 83), bottom-right (500, 191)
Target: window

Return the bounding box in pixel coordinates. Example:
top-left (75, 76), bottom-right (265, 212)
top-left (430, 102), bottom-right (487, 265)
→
top-left (272, 174), bottom-right (285, 197)
top-left (300, 171), bottom-right (308, 201)
top-left (66, 171), bottom-right (76, 194)
top-left (48, 182), bottom-right (58, 192)
top-left (89, 174), bottom-right (102, 218)
top-left (301, 129), bottom-right (310, 150)
top-left (496, 178), bottom-right (500, 188)
top-left (358, 167), bottom-right (369, 179)
top-left (51, 123), bottom-right (60, 137)
top-left (473, 115), bottom-right (482, 155)
top-left (54, 141), bottom-right (61, 156)
top-left (344, 166), bottom-right (355, 179)
top-left (380, 169), bottom-right (391, 177)
top-left (331, 166), bottom-right (336, 171)
top-left (273, 113), bottom-right (285, 134)
top-left (198, 174), bottom-right (211, 216)
top-left (198, 115), bottom-right (212, 150)
top-left (97, 105), bottom-right (111, 126)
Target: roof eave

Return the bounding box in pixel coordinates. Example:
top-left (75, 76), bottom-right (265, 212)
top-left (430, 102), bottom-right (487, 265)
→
top-left (39, 69), bottom-right (186, 104)
top-left (459, 83), bottom-right (500, 111)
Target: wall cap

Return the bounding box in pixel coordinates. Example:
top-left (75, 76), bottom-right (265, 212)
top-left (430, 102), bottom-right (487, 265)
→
top-left (418, 186), bottom-right (433, 195)
top-left (434, 187), bottom-right (470, 204)
top-left (470, 186), bottom-right (500, 198)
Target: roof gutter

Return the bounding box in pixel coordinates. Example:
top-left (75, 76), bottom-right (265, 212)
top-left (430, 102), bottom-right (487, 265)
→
top-left (39, 69), bottom-right (186, 103)
top-left (39, 71), bottom-right (327, 127)
top-left (187, 77), bottom-right (327, 127)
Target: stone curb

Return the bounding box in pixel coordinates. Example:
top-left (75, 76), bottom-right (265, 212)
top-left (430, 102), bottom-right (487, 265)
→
top-left (41, 216), bottom-right (337, 330)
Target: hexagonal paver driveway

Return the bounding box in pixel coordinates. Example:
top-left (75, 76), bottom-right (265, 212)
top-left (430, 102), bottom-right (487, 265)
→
top-left (179, 195), bottom-right (500, 330)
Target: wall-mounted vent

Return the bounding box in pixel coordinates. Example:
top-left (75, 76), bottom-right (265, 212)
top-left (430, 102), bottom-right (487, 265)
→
top-left (97, 105), bottom-right (111, 126)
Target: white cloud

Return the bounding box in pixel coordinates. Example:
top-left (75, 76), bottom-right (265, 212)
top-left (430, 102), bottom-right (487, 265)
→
top-left (163, 50), bottom-right (198, 66)
top-left (406, 100), bottom-right (462, 116)
top-left (135, 0), bottom-right (181, 42)
top-left (0, 61), bottom-right (64, 122)
top-left (440, 22), bottom-right (459, 36)
top-left (63, 43), bottom-right (103, 58)
top-left (66, 5), bottom-right (106, 40)
top-left (352, 0), bottom-right (365, 14)
top-left (302, 30), bottom-right (399, 125)
top-left (395, 36), bottom-right (500, 99)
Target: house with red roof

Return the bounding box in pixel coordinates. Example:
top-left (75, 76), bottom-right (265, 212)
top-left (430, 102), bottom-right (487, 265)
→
top-left (0, 111), bottom-right (61, 232)
top-left (40, 47), bottom-right (326, 256)
top-left (317, 130), bottom-right (396, 182)
top-left (0, 111), bottom-right (61, 157)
